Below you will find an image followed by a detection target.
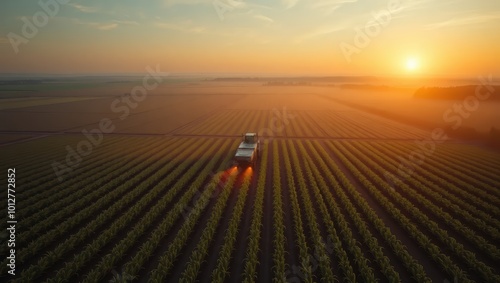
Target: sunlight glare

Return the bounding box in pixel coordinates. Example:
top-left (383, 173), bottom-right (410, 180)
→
top-left (406, 57), bottom-right (419, 71)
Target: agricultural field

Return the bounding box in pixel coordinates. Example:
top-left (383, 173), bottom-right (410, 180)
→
top-left (1, 82), bottom-right (499, 282)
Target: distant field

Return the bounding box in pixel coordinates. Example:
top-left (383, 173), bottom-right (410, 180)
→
top-left (0, 134), bottom-right (34, 144)
top-left (0, 97), bottom-right (102, 111)
top-left (0, 80), bottom-right (140, 93)
top-left (1, 80), bottom-right (499, 282)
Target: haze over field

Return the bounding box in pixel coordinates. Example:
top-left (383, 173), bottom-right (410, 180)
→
top-left (1, 0), bottom-right (499, 140)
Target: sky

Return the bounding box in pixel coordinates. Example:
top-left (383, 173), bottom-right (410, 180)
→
top-left (0, 0), bottom-right (499, 77)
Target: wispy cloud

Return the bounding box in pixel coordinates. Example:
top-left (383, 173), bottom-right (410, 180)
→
top-left (69, 3), bottom-right (98, 13)
top-left (253, 14), bottom-right (274, 23)
top-left (72, 19), bottom-right (119, 31)
top-left (399, 0), bottom-right (450, 13)
top-left (295, 24), bottom-right (344, 43)
top-left (68, 17), bottom-right (138, 30)
top-left (113, 20), bottom-right (139, 26)
top-left (282, 0), bottom-right (299, 9)
top-left (425, 13), bottom-right (500, 29)
top-left (311, 0), bottom-right (357, 15)
top-left (208, 26), bottom-right (272, 45)
top-left (98, 23), bottom-right (118, 30)
top-left (246, 9), bottom-right (274, 24)
top-left (155, 20), bottom-right (206, 33)
top-left (217, 1), bottom-right (273, 20)
top-left (164, 0), bottom-right (211, 6)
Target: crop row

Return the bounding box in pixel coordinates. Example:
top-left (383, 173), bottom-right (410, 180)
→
top-left (15, 138), bottom-right (215, 282)
top-left (281, 140), bottom-right (314, 282)
top-left (366, 141), bottom-right (500, 237)
top-left (0, 137), bottom-right (165, 258)
top-left (119, 139), bottom-right (237, 280)
top-left (438, 142), bottom-right (500, 169)
top-left (173, 109), bottom-right (430, 139)
top-left (297, 141), bottom-right (377, 282)
top-left (5, 138), bottom-right (190, 268)
top-left (0, 136), bottom-right (127, 194)
top-left (13, 136), bottom-right (143, 202)
top-left (2, 137), bottom-right (187, 276)
top-left (353, 141), bottom-right (500, 260)
top-left (394, 141), bottom-right (500, 202)
top-left (409, 142), bottom-right (500, 187)
top-left (286, 140), bottom-right (336, 281)
top-left (210, 170), bottom-right (253, 282)
top-left (179, 169), bottom-right (239, 282)
top-left (271, 142), bottom-right (286, 282)
top-left (241, 144), bottom-right (268, 283)
top-left (1, 136), bottom-right (81, 168)
top-left (13, 138), bottom-right (168, 236)
top-left (348, 112), bottom-right (426, 139)
top-left (306, 140), bottom-right (411, 282)
top-left (332, 141), bottom-right (499, 282)
top-left (58, 140), bottom-right (230, 281)
top-left (178, 110), bottom-right (269, 136)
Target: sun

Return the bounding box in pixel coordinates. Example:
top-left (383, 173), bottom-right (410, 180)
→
top-left (405, 57), bottom-right (419, 71)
